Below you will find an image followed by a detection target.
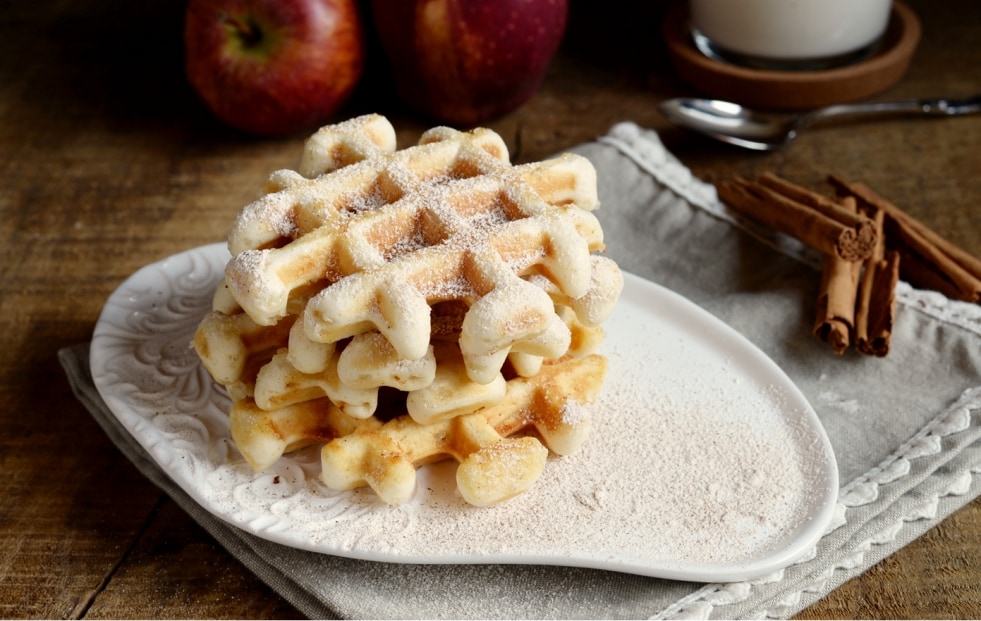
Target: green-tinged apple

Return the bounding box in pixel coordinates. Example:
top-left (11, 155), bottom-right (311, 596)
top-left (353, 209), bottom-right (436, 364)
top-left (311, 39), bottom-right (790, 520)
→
top-left (370, 0), bottom-right (568, 126)
top-left (185, 0), bottom-right (365, 136)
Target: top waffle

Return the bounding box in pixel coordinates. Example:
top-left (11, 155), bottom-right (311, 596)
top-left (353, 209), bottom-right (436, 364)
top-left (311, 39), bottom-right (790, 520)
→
top-left (221, 114), bottom-right (621, 386)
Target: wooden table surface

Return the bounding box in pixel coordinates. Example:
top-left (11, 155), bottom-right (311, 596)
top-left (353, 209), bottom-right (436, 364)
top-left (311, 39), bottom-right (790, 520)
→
top-left (2, 0), bottom-right (979, 618)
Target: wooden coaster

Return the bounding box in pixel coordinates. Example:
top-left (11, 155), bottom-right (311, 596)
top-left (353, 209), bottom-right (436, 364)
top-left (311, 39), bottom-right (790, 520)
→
top-left (663, 1), bottom-right (921, 111)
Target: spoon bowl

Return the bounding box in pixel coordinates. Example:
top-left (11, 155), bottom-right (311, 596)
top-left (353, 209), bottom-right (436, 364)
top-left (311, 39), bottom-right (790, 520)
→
top-left (658, 95), bottom-right (981, 151)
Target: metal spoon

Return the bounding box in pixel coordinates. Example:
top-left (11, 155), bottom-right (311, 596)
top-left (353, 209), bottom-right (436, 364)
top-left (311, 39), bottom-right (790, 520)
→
top-left (657, 95), bottom-right (981, 151)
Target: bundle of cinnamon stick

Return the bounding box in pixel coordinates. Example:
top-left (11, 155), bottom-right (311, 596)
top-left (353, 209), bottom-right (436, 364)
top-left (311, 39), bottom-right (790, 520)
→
top-left (716, 172), bottom-right (981, 357)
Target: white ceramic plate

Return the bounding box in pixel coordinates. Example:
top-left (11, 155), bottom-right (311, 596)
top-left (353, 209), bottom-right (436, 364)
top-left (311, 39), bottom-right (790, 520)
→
top-left (91, 244), bottom-right (838, 582)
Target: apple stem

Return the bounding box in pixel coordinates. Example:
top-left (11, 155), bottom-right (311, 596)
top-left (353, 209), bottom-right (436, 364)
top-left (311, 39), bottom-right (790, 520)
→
top-left (220, 13), bottom-right (263, 49)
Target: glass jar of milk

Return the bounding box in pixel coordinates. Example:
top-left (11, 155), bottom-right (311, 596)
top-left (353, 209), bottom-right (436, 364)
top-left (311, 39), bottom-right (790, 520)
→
top-left (690, 0), bottom-right (893, 70)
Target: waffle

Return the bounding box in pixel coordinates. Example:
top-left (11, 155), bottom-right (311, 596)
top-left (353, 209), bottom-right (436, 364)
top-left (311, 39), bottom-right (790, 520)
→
top-left (197, 303), bottom-right (604, 422)
top-left (222, 114), bottom-right (618, 384)
top-left (231, 354), bottom-right (607, 506)
top-left (194, 309), bottom-right (295, 401)
top-left (193, 114), bottom-right (622, 506)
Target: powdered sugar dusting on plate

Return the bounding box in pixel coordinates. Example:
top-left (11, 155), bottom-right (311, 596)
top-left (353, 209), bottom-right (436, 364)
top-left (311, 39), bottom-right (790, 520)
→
top-left (292, 306), bottom-right (824, 569)
top-left (241, 276), bottom-right (832, 573)
top-left (93, 246), bottom-right (837, 581)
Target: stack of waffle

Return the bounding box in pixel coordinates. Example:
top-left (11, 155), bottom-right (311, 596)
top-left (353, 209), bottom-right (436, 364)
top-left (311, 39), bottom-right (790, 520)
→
top-left (194, 114), bottom-right (623, 506)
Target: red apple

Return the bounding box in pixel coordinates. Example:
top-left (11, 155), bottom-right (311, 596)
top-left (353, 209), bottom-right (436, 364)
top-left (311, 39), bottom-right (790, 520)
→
top-left (184, 0), bottom-right (365, 136)
top-left (369, 0), bottom-right (568, 126)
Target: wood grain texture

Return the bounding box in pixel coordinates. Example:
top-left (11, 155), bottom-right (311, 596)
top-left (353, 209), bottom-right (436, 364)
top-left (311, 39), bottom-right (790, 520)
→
top-left (1, 0), bottom-right (978, 618)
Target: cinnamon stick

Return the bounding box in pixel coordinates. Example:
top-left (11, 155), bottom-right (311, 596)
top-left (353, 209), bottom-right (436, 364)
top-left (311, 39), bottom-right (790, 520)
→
top-left (860, 251), bottom-right (900, 357)
top-left (716, 176), bottom-right (877, 262)
top-left (853, 206), bottom-right (899, 357)
top-left (758, 172), bottom-right (872, 232)
top-left (813, 196), bottom-right (862, 355)
top-left (890, 246), bottom-right (964, 300)
top-left (829, 175), bottom-right (981, 302)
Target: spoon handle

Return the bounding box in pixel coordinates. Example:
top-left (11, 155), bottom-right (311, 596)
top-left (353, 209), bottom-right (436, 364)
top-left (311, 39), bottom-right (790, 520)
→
top-left (921, 95), bottom-right (981, 115)
top-left (809, 95), bottom-right (981, 124)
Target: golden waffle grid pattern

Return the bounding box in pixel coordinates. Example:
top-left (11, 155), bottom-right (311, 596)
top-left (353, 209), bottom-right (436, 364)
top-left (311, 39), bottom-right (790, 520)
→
top-left (194, 114), bottom-right (622, 506)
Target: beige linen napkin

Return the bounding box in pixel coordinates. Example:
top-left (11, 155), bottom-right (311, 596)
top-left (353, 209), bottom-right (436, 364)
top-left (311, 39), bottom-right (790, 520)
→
top-left (61, 122), bottom-right (981, 619)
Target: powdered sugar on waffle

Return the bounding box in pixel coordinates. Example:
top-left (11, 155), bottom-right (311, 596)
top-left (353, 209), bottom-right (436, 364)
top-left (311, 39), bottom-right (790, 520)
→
top-left (195, 115), bottom-right (626, 507)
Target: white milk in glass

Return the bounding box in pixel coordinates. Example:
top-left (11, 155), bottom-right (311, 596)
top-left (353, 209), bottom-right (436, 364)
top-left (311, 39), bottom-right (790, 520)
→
top-left (690, 0), bottom-right (893, 69)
